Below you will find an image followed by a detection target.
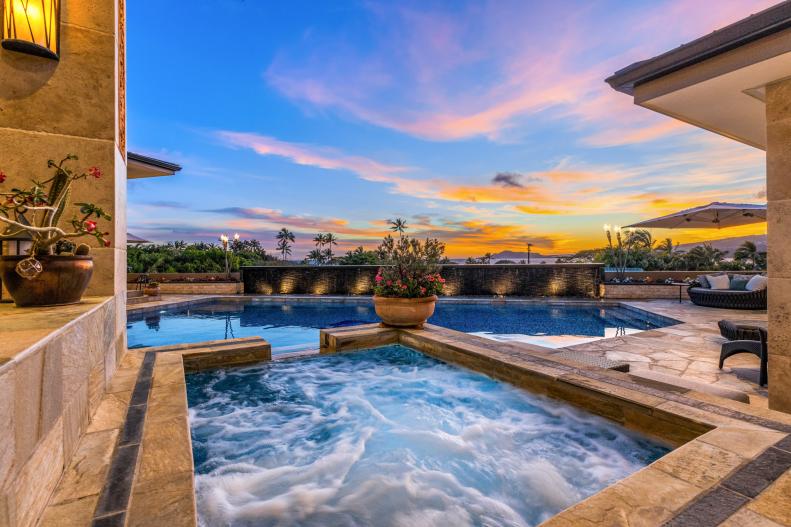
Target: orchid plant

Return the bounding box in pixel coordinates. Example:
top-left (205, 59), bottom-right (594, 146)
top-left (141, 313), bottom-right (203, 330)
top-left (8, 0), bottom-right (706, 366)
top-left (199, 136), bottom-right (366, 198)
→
top-left (373, 235), bottom-right (446, 298)
top-left (0, 154), bottom-right (111, 278)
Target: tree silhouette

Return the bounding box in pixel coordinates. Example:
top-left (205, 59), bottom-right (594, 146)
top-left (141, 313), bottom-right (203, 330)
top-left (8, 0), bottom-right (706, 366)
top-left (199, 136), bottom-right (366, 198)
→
top-left (323, 232), bottom-right (338, 260)
top-left (275, 228), bottom-right (295, 261)
top-left (388, 218), bottom-right (408, 237)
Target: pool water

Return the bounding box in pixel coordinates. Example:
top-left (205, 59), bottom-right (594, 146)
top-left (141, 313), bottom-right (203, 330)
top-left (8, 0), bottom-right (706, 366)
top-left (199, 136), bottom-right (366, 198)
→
top-left (187, 345), bottom-right (670, 527)
top-left (128, 300), bottom-right (674, 354)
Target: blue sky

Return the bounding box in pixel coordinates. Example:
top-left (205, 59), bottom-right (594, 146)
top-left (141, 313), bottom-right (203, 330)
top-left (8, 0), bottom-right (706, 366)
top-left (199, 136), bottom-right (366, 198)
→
top-left (127, 0), bottom-right (769, 258)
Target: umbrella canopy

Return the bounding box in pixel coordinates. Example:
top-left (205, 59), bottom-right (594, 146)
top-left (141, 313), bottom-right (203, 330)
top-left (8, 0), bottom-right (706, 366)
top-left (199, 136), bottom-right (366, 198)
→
top-left (126, 232), bottom-right (151, 244)
top-left (625, 202), bottom-right (766, 229)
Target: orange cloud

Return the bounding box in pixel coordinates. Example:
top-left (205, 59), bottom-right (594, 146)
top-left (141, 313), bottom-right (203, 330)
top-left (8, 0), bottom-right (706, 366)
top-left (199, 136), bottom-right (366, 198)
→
top-left (514, 205), bottom-right (562, 215)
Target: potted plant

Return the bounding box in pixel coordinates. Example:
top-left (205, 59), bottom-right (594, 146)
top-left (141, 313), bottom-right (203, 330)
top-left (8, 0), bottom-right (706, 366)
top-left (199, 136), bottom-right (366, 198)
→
top-left (143, 281), bottom-right (160, 297)
top-left (373, 235), bottom-right (446, 327)
top-left (0, 155), bottom-right (111, 307)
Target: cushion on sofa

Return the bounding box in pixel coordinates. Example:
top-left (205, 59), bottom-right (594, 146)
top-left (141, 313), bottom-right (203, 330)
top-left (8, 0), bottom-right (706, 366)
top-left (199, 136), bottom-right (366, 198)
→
top-left (746, 274), bottom-right (768, 292)
top-left (707, 274), bottom-right (731, 290)
top-left (730, 276), bottom-right (751, 290)
top-left (696, 275), bottom-right (711, 288)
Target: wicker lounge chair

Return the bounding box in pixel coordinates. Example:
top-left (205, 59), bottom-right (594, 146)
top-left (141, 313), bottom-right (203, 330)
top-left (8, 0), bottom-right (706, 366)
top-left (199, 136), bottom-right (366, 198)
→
top-left (718, 320), bottom-right (767, 386)
top-left (688, 286), bottom-right (767, 310)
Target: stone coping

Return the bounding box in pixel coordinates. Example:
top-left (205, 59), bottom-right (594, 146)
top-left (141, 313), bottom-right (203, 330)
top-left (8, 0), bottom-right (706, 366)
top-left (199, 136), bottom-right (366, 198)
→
top-left (40, 338), bottom-right (272, 527)
top-left (320, 324), bottom-right (791, 526)
top-left (0, 296), bottom-right (112, 367)
top-left (56, 298), bottom-right (782, 526)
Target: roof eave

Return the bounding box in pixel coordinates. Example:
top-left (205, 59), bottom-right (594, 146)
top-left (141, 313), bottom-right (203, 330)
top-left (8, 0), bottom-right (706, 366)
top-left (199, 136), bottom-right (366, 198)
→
top-left (606, 1), bottom-right (791, 95)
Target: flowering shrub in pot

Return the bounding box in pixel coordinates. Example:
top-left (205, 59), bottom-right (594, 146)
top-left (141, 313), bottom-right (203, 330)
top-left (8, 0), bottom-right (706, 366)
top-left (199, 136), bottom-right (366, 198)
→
top-left (373, 235), bottom-right (446, 327)
top-left (143, 281), bottom-right (160, 296)
top-left (0, 155), bottom-right (111, 307)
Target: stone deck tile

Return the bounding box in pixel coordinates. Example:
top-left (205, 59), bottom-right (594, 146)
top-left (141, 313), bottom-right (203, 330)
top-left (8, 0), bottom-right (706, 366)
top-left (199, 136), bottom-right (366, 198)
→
top-left (541, 467), bottom-right (700, 527)
top-left (651, 440), bottom-right (745, 490)
top-left (746, 469), bottom-right (791, 525)
top-left (721, 508), bottom-right (785, 527)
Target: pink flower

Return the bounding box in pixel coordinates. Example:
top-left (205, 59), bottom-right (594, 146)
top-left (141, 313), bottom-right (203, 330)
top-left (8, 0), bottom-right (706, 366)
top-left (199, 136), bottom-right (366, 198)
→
top-left (386, 280), bottom-right (392, 286)
top-left (420, 287), bottom-right (426, 294)
top-left (375, 275), bottom-right (383, 282)
top-left (0, 171), bottom-right (6, 183)
top-left (88, 167), bottom-right (102, 179)
top-left (104, 239), bottom-right (111, 247)
top-left (84, 220), bottom-right (97, 233)
top-left (439, 278), bottom-right (446, 283)
top-left (401, 284), bottom-right (407, 289)
top-left (427, 275), bottom-right (434, 282)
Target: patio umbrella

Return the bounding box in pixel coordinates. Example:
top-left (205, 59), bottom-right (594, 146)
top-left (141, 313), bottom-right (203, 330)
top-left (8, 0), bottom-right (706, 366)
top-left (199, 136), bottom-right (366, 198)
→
top-left (126, 232), bottom-right (151, 244)
top-left (625, 202), bottom-right (766, 229)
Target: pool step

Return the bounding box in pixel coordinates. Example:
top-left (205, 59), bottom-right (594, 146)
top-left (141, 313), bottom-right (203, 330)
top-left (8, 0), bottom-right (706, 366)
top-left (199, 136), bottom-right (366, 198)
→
top-left (142, 336), bottom-right (271, 370)
top-left (320, 323), bottom-right (399, 352)
top-left (549, 350), bottom-right (630, 372)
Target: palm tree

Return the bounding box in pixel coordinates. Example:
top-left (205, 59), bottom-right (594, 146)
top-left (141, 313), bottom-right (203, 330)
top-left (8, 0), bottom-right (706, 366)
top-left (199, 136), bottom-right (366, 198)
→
top-left (481, 252), bottom-right (493, 264)
top-left (734, 241), bottom-right (763, 269)
top-left (276, 238), bottom-right (293, 261)
top-left (306, 248), bottom-right (324, 265)
top-left (657, 238), bottom-right (675, 255)
top-left (313, 233), bottom-right (325, 250)
top-left (388, 218), bottom-right (408, 237)
top-left (275, 228), bottom-right (295, 261)
top-left (323, 233), bottom-right (338, 261)
top-left (686, 243), bottom-right (725, 270)
top-left (626, 229), bottom-right (654, 250)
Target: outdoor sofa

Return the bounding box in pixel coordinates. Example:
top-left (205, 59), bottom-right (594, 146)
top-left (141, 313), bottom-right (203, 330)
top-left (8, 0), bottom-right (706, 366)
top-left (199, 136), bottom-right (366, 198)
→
top-left (687, 274), bottom-right (767, 310)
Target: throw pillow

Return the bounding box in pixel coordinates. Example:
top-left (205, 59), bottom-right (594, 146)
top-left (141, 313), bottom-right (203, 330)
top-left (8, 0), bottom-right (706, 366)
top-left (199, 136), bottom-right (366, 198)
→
top-left (707, 274), bottom-right (731, 290)
top-left (696, 275), bottom-right (711, 288)
top-left (746, 275), bottom-right (768, 292)
top-left (730, 277), bottom-right (750, 291)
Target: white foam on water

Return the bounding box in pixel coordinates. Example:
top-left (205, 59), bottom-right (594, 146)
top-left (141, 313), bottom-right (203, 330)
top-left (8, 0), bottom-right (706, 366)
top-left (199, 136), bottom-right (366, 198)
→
top-left (188, 345), bottom-right (668, 527)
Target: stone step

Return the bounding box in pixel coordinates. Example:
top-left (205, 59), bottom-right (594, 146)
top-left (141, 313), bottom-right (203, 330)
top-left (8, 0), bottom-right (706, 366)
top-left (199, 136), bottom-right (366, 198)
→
top-left (127, 294), bottom-right (160, 305)
top-left (127, 289), bottom-right (144, 299)
top-left (141, 336), bottom-right (272, 371)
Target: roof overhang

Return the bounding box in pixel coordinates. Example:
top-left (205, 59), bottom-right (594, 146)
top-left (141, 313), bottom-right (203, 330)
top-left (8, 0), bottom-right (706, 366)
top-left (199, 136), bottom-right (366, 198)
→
top-left (606, 1), bottom-right (791, 150)
top-left (127, 152), bottom-right (182, 179)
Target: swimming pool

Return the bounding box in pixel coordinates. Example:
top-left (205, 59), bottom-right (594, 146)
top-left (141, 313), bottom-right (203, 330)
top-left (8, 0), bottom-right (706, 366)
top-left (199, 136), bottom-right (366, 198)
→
top-left (128, 299), bottom-right (676, 353)
top-left (187, 344), bottom-right (670, 526)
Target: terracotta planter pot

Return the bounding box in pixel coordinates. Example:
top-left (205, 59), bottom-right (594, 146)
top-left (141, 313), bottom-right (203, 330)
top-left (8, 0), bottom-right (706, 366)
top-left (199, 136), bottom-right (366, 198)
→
top-left (373, 295), bottom-right (437, 328)
top-left (143, 286), bottom-right (160, 297)
top-left (1, 255), bottom-right (93, 307)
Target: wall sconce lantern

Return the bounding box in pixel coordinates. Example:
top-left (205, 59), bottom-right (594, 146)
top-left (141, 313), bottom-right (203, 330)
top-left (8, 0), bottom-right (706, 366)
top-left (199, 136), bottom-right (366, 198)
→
top-left (1, 0), bottom-right (60, 60)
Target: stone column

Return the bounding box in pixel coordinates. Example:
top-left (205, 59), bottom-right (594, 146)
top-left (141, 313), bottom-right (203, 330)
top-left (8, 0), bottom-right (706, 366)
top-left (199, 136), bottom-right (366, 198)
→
top-left (766, 78), bottom-right (791, 413)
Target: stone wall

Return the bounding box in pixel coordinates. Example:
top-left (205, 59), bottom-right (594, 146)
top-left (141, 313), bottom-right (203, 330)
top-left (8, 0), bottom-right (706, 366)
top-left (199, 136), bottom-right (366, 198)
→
top-left (128, 272), bottom-right (241, 282)
top-left (767, 78), bottom-right (791, 412)
top-left (0, 0), bottom-right (127, 524)
top-left (604, 270), bottom-right (764, 282)
top-left (156, 282), bottom-right (242, 295)
top-left (601, 284), bottom-right (685, 300)
top-left (0, 298), bottom-right (120, 527)
top-left (242, 264), bottom-right (603, 297)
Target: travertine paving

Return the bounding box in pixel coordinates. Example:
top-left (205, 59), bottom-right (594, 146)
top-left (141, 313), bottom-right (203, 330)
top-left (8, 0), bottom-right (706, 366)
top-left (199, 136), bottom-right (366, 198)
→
top-left (565, 300), bottom-right (768, 403)
top-left (37, 295), bottom-right (781, 527)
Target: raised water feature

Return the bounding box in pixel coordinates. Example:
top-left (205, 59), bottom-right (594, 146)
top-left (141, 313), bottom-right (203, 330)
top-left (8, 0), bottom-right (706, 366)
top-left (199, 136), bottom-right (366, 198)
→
top-left (127, 299), bottom-right (676, 354)
top-left (187, 344), bottom-right (669, 527)
top-left (241, 263), bottom-right (604, 297)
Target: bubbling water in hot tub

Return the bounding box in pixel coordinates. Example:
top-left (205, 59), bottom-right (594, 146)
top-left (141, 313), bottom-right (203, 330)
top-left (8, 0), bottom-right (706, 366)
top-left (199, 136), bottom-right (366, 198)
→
top-left (187, 345), bottom-right (669, 527)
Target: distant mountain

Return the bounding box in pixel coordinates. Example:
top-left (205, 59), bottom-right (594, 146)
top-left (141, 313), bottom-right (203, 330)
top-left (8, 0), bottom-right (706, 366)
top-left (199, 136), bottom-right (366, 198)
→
top-left (675, 234), bottom-right (766, 255)
top-left (488, 250), bottom-right (570, 260)
top-left (447, 250), bottom-right (572, 264)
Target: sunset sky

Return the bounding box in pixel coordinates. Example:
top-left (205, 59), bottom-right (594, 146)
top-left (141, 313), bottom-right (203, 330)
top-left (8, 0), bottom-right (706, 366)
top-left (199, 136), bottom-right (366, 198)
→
top-left (127, 0), bottom-right (770, 259)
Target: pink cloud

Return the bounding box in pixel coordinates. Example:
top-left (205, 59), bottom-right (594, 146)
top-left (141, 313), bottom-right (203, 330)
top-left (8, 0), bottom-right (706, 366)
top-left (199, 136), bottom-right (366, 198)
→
top-left (265, 0), bottom-right (776, 145)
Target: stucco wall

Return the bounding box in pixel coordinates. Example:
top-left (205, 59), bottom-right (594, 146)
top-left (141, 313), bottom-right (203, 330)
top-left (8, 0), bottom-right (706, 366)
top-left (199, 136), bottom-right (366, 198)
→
top-left (242, 264), bottom-right (604, 297)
